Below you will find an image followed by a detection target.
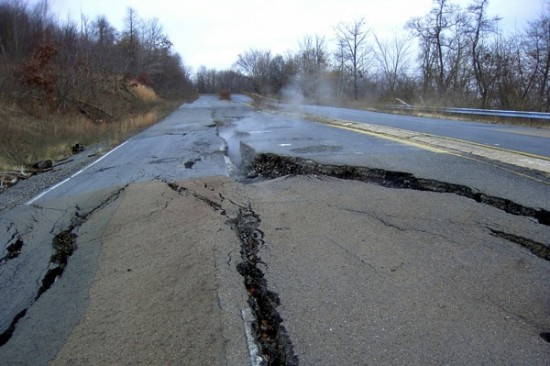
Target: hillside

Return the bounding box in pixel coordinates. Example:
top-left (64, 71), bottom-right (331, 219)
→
top-left (0, 2), bottom-right (196, 187)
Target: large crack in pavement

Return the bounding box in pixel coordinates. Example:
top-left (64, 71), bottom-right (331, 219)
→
top-left (166, 180), bottom-right (299, 366)
top-left (231, 207), bottom-right (299, 366)
top-left (277, 110), bottom-right (550, 176)
top-left (0, 185), bottom-right (127, 347)
top-left (0, 238), bottom-right (23, 263)
top-left (489, 228), bottom-right (550, 261)
top-left (241, 153), bottom-right (550, 264)
top-left (247, 153), bottom-right (550, 228)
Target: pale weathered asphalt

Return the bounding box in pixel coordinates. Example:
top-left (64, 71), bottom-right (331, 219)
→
top-left (0, 96), bottom-right (548, 365)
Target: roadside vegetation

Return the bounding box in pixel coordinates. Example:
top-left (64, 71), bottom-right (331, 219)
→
top-left (0, 1), bottom-right (196, 172)
top-left (195, 0), bottom-right (550, 115)
top-left (2, 0), bottom-right (548, 173)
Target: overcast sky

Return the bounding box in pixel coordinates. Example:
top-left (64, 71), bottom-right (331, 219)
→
top-left (38, 0), bottom-right (545, 71)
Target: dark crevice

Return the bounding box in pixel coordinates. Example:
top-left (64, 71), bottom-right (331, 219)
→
top-left (247, 153), bottom-right (550, 226)
top-left (231, 207), bottom-right (299, 366)
top-left (540, 332), bottom-right (550, 343)
top-left (489, 229), bottom-right (550, 261)
top-left (0, 185), bottom-right (126, 348)
top-left (40, 186), bottom-right (127, 297)
top-left (165, 181), bottom-right (225, 215)
top-left (1, 238), bottom-right (24, 263)
top-left (1, 224), bottom-right (23, 264)
top-left (166, 132), bottom-right (187, 136)
top-left (184, 158), bottom-right (201, 169)
top-left (0, 309), bottom-right (27, 347)
top-left (36, 229), bottom-right (77, 299)
top-left (166, 179), bottom-right (298, 365)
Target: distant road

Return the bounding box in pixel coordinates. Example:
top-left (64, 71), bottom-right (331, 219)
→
top-left (299, 104), bottom-right (550, 158)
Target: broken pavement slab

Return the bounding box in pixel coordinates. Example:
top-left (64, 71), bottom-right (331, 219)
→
top-left (245, 175), bottom-right (550, 365)
top-left (52, 172), bottom-right (550, 365)
top-left (51, 179), bottom-right (250, 365)
top-left (2, 168), bottom-right (549, 365)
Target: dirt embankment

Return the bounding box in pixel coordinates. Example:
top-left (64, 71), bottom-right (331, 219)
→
top-left (0, 79), bottom-right (194, 196)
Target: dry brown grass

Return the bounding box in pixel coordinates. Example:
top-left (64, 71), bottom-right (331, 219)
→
top-left (0, 99), bottom-right (181, 171)
top-left (132, 83), bottom-right (159, 102)
top-left (219, 90), bottom-right (231, 101)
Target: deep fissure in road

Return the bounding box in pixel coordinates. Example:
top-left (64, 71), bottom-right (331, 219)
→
top-left (166, 181), bottom-right (225, 214)
top-left (246, 153), bottom-right (550, 227)
top-left (489, 229), bottom-right (550, 261)
top-left (166, 181), bottom-right (298, 366)
top-left (0, 225), bottom-right (23, 264)
top-left (230, 207), bottom-right (299, 366)
top-left (0, 238), bottom-right (23, 262)
top-left (36, 229), bottom-right (77, 299)
top-left (0, 186), bottom-right (126, 347)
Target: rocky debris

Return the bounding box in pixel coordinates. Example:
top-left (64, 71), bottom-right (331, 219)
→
top-left (0, 142), bottom-right (110, 211)
top-left (71, 143), bottom-right (85, 155)
top-left (33, 160), bottom-right (53, 170)
top-left (0, 160), bottom-right (54, 192)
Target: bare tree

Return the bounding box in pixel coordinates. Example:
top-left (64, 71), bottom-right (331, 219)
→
top-left (522, 10), bottom-right (550, 111)
top-left (335, 19), bottom-right (370, 99)
top-left (490, 33), bottom-right (520, 110)
top-left (333, 38), bottom-right (348, 96)
top-left (407, 0), bottom-right (470, 101)
top-left (234, 49), bottom-right (273, 93)
top-left (92, 15), bottom-right (117, 48)
top-left (195, 67), bottom-right (251, 94)
top-left (122, 7), bottom-right (140, 73)
top-left (139, 17), bottom-right (172, 82)
top-left (467, 0), bottom-right (501, 108)
top-left (373, 32), bottom-right (413, 98)
top-left (296, 35), bottom-right (329, 98)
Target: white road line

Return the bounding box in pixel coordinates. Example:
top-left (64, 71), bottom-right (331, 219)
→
top-left (26, 140), bottom-right (130, 205)
top-left (241, 308), bottom-right (262, 366)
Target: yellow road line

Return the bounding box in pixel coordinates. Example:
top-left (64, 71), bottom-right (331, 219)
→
top-left (425, 133), bottom-right (550, 162)
top-left (449, 152), bottom-right (550, 185)
top-left (324, 117), bottom-right (550, 162)
top-left (328, 123), bottom-right (452, 154)
top-left (313, 118), bottom-right (550, 185)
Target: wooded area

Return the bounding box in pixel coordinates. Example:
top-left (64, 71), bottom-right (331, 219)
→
top-left (0, 1), bottom-right (197, 174)
top-left (196, 0), bottom-right (550, 112)
top-left (0, 0), bottom-right (195, 118)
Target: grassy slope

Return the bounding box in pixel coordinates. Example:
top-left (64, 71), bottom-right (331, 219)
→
top-left (0, 82), bottom-right (191, 171)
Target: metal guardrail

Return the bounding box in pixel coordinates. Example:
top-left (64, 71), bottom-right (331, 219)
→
top-left (384, 105), bottom-right (550, 120)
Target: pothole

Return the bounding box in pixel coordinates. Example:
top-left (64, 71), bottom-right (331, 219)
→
top-left (184, 158), bottom-right (201, 169)
top-left (1, 238), bottom-right (24, 262)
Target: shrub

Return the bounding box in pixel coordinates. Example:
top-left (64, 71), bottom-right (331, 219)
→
top-left (219, 90), bottom-right (231, 100)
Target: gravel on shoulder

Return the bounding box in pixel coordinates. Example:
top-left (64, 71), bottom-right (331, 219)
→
top-left (0, 141), bottom-right (114, 212)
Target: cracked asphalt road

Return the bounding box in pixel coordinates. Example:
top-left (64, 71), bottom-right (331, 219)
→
top-left (0, 95), bottom-right (549, 365)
